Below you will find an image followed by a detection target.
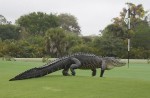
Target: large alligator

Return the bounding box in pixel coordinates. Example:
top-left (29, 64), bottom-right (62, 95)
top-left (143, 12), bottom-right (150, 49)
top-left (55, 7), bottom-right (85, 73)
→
top-left (9, 53), bottom-right (125, 81)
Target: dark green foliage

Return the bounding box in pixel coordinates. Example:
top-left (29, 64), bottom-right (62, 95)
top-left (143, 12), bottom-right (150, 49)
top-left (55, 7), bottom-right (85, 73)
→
top-left (130, 48), bottom-right (150, 59)
top-left (70, 44), bottom-right (98, 54)
top-left (16, 12), bottom-right (81, 36)
top-left (16, 12), bottom-right (60, 35)
top-left (0, 24), bottom-right (20, 40)
top-left (0, 36), bottom-right (45, 58)
top-left (45, 28), bottom-right (67, 57)
top-left (45, 28), bottom-right (82, 57)
top-left (132, 21), bottom-right (150, 50)
top-left (102, 24), bottom-right (127, 39)
top-left (93, 36), bottom-right (126, 57)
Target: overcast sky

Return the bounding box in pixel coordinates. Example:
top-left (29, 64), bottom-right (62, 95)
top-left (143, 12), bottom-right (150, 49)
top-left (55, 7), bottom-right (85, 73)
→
top-left (0, 0), bottom-right (150, 36)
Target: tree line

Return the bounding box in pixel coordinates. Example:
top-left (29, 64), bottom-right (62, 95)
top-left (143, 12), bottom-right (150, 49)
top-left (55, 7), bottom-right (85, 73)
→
top-left (0, 2), bottom-right (150, 59)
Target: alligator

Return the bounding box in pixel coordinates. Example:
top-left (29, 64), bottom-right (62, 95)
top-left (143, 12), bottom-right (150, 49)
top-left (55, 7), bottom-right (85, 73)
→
top-left (9, 53), bottom-right (125, 81)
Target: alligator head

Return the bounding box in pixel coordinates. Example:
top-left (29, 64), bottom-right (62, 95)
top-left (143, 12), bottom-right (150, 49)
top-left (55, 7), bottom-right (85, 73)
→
top-left (103, 57), bottom-right (126, 70)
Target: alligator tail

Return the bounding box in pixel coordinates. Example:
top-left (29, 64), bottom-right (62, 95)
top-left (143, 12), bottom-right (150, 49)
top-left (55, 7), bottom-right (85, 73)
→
top-left (9, 57), bottom-right (71, 81)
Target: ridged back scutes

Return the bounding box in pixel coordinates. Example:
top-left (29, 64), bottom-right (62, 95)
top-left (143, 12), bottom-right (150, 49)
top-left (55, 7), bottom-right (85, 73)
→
top-left (37, 52), bottom-right (99, 69)
top-left (71, 52), bottom-right (96, 57)
top-left (38, 56), bottom-right (69, 69)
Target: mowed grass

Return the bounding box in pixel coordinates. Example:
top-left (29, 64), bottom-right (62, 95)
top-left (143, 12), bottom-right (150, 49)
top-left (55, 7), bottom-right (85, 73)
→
top-left (0, 59), bottom-right (150, 98)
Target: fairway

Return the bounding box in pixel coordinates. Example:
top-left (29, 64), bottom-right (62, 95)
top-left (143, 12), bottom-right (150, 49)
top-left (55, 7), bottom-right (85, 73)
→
top-left (0, 60), bottom-right (150, 98)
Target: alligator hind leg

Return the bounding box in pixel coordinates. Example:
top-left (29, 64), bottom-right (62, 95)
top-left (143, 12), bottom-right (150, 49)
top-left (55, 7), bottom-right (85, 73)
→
top-left (62, 68), bottom-right (70, 76)
top-left (91, 69), bottom-right (96, 76)
top-left (70, 58), bottom-right (81, 76)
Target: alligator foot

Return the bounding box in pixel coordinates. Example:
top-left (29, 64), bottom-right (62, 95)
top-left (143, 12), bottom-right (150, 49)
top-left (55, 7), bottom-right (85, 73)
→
top-left (100, 70), bottom-right (105, 77)
top-left (63, 72), bottom-right (70, 76)
top-left (71, 72), bottom-right (76, 76)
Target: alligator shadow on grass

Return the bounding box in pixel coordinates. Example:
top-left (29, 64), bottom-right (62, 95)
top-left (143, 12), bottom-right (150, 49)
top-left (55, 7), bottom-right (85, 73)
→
top-left (41, 75), bottom-right (92, 80)
top-left (9, 74), bottom-right (99, 81)
top-left (41, 74), bottom-right (88, 79)
top-left (42, 74), bottom-right (99, 80)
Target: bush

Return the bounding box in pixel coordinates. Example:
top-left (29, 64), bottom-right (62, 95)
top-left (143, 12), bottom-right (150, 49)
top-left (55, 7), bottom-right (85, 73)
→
top-left (42, 56), bottom-right (51, 63)
top-left (69, 44), bottom-right (99, 54)
top-left (2, 55), bottom-right (15, 61)
top-left (147, 58), bottom-right (150, 64)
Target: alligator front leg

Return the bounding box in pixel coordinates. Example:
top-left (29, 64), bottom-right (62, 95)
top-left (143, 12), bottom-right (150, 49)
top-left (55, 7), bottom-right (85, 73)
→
top-left (100, 70), bottom-right (105, 77)
top-left (70, 58), bottom-right (81, 76)
top-left (100, 60), bottom-right (106, 77)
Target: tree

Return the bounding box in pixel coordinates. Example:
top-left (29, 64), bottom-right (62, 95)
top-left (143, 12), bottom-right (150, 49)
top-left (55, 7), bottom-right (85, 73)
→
top-left (111, 3), bottom-right (147, 39)
top-left (92, 35), bottom-right (126, 57)
top-left (100, 2), bottom-right (149, 58)
top-left (25, 35), bottom-right (45, 57)
top-left (16, 12), bottom-right (60, 35)
top-left (0, 15), bottom-right (7, 25)
top-left (102, 24), bottom-right (127, 39)
top-left (45, 28), bottom-right (67, 57)
top-left (0, 39), bottom-right (19, 57)
top-left (0, 24), bottom-right (20, 40)
top-left (145, 13), bottom-right (150, 26)
top-left (64, 32), bottom-right (82, 54)
top-left (0, 39), bottom-right (4, 56)
top-left (0, 15), bottom-right (11, 25)
top-left (58, 13), bottom-right (81, 34)
top-left (107, 3), bottom-right (147, 39)
top-left (70, 44), bottom-right (98, 54)
top-left (45, 27), bottom-right (83, 57)
top-left (132, 21), bottom-right (150, 49)
top-left (113, 3), bottom-right (146, 28)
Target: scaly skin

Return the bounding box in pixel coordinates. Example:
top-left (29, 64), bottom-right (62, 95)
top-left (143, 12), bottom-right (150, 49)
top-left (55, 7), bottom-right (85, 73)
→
top-left (9, 53), bottom-right (125, 81)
